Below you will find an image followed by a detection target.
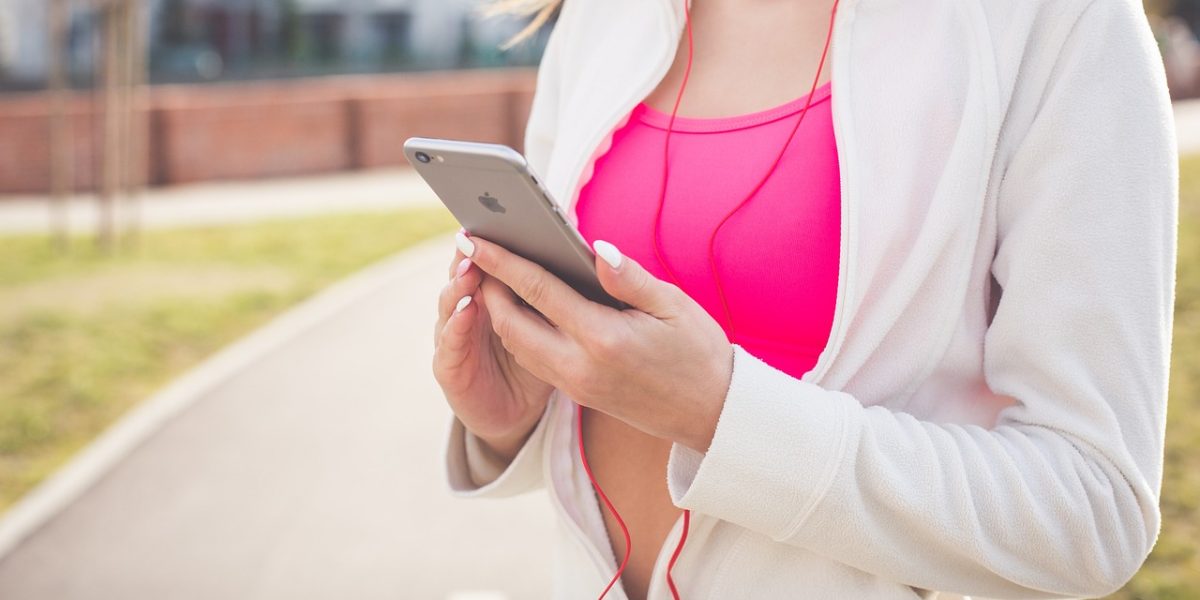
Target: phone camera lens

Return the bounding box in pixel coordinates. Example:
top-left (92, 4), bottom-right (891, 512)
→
top-left (415, 151), bottom-right (431, 163)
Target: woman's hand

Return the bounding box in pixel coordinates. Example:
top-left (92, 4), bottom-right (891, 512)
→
top-left (432, 230), bottom-right (556, 462)
top-left (460, 231), bottom-right (734, 453)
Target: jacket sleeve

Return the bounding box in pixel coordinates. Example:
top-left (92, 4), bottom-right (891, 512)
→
top-left (442, 7), bottom-right (569, 500)
top-left (664, 0), bottom-right (1177, 597)
top-left (444, 396), bottom-right (555, 498)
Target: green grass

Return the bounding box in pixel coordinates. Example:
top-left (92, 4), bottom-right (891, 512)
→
top-left (1109, 154), bottom-right (1200, 599)
top-left (0, 207), bottom-right (456, 513)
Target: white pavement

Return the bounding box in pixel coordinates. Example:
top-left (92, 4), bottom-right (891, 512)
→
top-left (0, 234), bottom-right (555, 599)
top-left (1174, 96), bottom-right (1200, 154)
top-left (0, 167), bottom-right (438, 235)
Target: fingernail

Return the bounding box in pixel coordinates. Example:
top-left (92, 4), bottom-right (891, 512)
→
top-left (455, 257), bottom-right (471, 279)
top-left (455, 231), bottom-right (475, 257)
top-left (593, 239), bottom-right (622, 269)
top-left (455, 295), bottom-right (472, 313)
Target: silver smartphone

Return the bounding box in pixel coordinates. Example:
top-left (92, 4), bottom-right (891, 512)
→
top-left (404, 136), bottom-right (627, 311)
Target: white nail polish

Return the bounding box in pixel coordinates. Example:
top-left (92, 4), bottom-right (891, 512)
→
top-left (593, 239), bottom-right (622, 269)
top-left (455, 231), bottom-right (475, 257)
top-left (455, 295), bottom-right (472, 313)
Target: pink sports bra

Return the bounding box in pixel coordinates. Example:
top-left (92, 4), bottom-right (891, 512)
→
top-left (575, 80), bottom-right (840, 380)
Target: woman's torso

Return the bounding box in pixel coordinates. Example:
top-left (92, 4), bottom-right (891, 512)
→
top-left (448, 0), bottom-right (1173, 596)
top-left (573, 2), bottom-right (842, 597)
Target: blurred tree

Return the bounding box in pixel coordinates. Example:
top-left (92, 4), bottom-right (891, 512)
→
top-left (160, 0), bottom-right (197, 44)
top-left (457, 13), bottom-right (476, 67)
top-left (376, 11), bottom-right (414, 68)
top-left (278, 0), bottom-right (302, 63)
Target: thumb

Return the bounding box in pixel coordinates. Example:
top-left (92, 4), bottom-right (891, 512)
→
top-left (592, 239), bottom-right (679, 317)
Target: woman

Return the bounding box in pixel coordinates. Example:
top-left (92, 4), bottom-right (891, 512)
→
top-left (433, 0), bottom-right (1178, 598)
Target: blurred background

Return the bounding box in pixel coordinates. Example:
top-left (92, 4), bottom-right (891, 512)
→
top-left (0, 0), bottom-right (1196, 599)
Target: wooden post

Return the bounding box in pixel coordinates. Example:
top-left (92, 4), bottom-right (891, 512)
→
top-left (48, 0), bottom-right (73, 250)
top-left (114, 0), bottom-right (131, 246)
top-left (98, 0), bottom-right (120, 251)
top-left (123, 0), bottom-right (146, 249)
top-left (90, 2), bottom-right (103, 225)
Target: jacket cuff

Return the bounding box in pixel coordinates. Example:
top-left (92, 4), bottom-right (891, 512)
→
top-left (666, 343), bottom-right (853, 538)
top-left (463, 426), bottom-right (515, 486)
top-left (445, 398), bottom-right (552, 498)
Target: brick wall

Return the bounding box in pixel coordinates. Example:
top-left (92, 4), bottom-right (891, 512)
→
top-left (0, 68), bottom-right (537, 195)
top-left (0, 94), bottom-right (118, 194)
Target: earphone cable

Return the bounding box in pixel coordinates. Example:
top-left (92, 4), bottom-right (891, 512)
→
top-left (579, 1), bottom-right (840, 598)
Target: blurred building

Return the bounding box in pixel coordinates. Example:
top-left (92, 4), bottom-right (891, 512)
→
top-left (0, 0), bottom-right (548, 195)
top-left (0, 0), bottom-right (548, 91)
top-left (0, 0), bottom-right (50, 83)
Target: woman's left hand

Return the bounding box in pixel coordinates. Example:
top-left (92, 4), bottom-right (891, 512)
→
top-left (456, 231), bottom-right (733, 453)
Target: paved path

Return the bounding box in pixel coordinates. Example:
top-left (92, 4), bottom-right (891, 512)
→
top-left (0, 234), bottom-right (555, 599)
top-left (0, 168), bottom-right (437, 235)
top-left (1175, 96), bottom-right (1200, 154)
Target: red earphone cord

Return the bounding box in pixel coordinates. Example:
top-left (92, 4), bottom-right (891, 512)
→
top-left (578, 0), bottom-right (839, 598)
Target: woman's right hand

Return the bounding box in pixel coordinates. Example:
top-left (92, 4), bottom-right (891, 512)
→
top-left (433, 230), bottom-right (555, 462)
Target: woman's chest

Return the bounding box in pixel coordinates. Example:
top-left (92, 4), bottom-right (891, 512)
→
top-left (638, 0), bottom-right (839, 118)
top-left (573, 90), bottom-right (842, 377)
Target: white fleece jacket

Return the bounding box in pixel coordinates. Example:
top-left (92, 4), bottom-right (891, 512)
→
top-left (442, 0), bottom-right (1179, 598)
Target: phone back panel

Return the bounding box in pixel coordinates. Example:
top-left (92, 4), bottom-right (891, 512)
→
top-left (404, 137), bottom-right (624, 309)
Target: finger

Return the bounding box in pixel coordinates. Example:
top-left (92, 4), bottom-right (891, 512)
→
top-left (478, 274), bottom-right (571, 384)
top-left (438, 261), bottom-right (481, 322)
top-left (593, 239), bottom-right (682, 319)
top-left (436, 287), bottom-right (480, 359)
top-left (447, 227), bottom-right (469, 279)
top-left (458, 231), bottom-right (607, 339)
top-left (448, 247), bottom-right (466, 280)
top-left (435, 259), bottom-right (483, 347)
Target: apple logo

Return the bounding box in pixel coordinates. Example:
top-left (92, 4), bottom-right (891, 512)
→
top-left (478, 191), bottom-right (506, 214)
